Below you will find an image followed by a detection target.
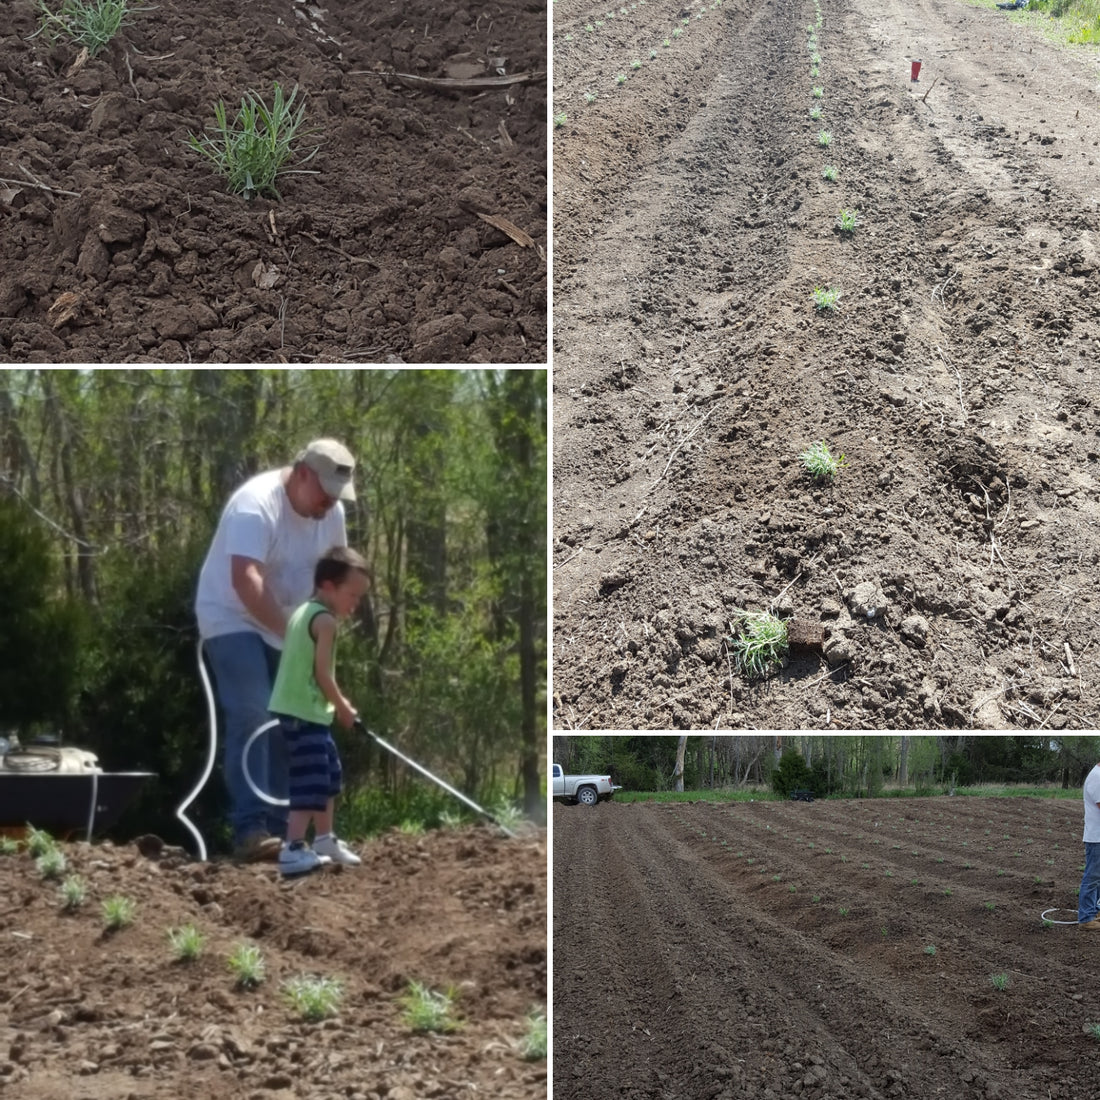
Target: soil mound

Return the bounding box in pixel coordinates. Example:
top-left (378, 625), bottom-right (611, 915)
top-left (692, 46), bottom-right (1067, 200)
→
top-left (0, 825), bottom-right (546, 1098)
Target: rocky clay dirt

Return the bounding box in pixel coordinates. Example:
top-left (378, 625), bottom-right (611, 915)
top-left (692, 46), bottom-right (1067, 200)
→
top-left (0, 0), bottom-right (546, 363)
top-left (0, 825), bottom-right (546, 1099)
top-left (554, 795), bottom-right (1097, 1100)
top-left (551, 0), bottom-right (1100, 729)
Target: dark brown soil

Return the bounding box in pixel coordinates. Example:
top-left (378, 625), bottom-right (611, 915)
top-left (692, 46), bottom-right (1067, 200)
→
top-left (554, 796), bottom-right (1095, 1100)
top-left (0, 0), bottom-right (546, 363)
top-left (0, 825), bottom-right (546, 1098)
top-left (551, 0), bottom-right (1100, 728)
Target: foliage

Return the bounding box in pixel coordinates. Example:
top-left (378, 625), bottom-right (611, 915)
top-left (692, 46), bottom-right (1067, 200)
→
top-left (727, 612), bottom-right (789, 678)
top-left (553, 735), bottom-right (1100, 797)
top-left (186, 84), bottom-right (319, 200)
top-left (400, 980), bottom-right (461, 1032)
top-left (36, 849), bottom-right (67, 880)
top-left (772, 747), bottom-right (815, 797)
top-left (227, 943), bottom-right (266, 988)
top-left (36, 0), bottom-right (133, 57)
top-left (25, 826), bottom-right (58, 858)
top-left (102, 895), bottom-right (136, 929)
top-left (822, 165), bottom-right (838, 181)
top-left (59, 875), bottom-right (87, 909)
top-left (799, 440), bottom-right (847, 479)
top-left (0, 497), bottom-right (86, 730)
top-left (282, 975), bottom-right (344, 1021)
top-left (836, 208), bottom-right (859, 232)
top-left (168, 924), bottom-right (206, 961)
top-left (554, 112), bottom-right (567, 128)
top-left (0, 370), bottom-right (546, 846)
top-left (519, 1009), bottom-right (547, 1060)
top-left (811, 286), bottom-right (840, 311)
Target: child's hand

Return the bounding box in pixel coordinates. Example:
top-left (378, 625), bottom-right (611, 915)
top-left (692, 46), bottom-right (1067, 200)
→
top-left (336, 698), bottom-right (358, 730)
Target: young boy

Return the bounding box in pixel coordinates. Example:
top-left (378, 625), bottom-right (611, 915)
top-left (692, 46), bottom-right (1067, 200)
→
top-left (268, 545), bottom-right (370, 877)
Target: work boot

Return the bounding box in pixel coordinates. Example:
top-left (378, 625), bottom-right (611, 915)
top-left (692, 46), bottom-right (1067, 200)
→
top-left (313, 833), bottom-right (362, 866)
top-left (1079, 916), bottom-right (1100, 930)
top-left (233, 831), bottom-right (283, 863)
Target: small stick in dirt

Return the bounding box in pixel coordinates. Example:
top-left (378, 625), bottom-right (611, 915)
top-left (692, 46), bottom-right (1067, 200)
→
top-left (1064, 642), bottom-right (1077, 678)
top-left (649, 407), bottom-right (716, 488)
top-left (474, 211), bottom-right (535, 249)
top-left (0, 172), bottom-right (79, 199)
top-left (123, 52), bottom-right (141, 101)
top-left (921, 77), bottom-right (940, 104)
top-left (365, 70), bottom-right (543, 94)
top-left (302, 233), bottom-right (381, 270)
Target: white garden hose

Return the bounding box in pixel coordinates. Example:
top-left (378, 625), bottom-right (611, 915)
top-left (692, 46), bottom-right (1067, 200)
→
top-left (1040, 908), bottom-right (1082, 926)
top-left (176, 639), bottom-right (220, 861)
top-left (241, 718), bottom-right (289, 807)
top-left (83, 769), bottom-right (99, 845)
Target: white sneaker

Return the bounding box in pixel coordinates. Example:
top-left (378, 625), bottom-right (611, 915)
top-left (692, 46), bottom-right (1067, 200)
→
top-left (279, 841), bottom-right (326, 877)
top-left (313, 833), bottom-right (361, 866)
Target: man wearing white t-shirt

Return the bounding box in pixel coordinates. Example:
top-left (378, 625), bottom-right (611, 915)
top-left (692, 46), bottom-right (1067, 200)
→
top-left (1079, 760), bottom-right (1100, 928)
top-left (196, 439), bottom-right (354, 861)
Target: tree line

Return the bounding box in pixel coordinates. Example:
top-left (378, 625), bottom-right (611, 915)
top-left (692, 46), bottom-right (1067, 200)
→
top-left (0, 368), bottom-right (547, 841)
top-left (552, 735), bottom-right (1100, 796)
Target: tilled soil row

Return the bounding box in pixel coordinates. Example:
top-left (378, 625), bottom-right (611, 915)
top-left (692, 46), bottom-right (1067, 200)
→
top-left (554, 799), bottom-right (1096, 1100)
top-left (553, 0), bottom-right (1100, 729)
top-left (1, 827), bottom-right (546, 1099)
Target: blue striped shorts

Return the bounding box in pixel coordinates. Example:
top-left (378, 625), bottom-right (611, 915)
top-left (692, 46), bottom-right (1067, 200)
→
top-left (275, 715), bottom-right (342, 812)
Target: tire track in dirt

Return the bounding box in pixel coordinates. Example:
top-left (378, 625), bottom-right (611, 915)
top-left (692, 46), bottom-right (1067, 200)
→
top-left (553, 0), bottom-right (1100, 730)
top-left (555, 799), bottom-right (1097, 1099)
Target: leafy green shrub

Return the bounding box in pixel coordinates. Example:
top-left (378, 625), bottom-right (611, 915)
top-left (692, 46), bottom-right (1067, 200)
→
top-left (772, 747), bottom-right (814, 797)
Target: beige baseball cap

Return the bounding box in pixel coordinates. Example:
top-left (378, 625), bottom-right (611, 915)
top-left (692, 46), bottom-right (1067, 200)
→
top-left (297, 439), bottom-right (356, 502)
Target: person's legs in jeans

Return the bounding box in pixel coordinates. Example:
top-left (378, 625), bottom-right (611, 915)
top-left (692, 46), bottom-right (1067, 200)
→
top-left (1078, 841), bottom-right (1100, 923)
top-left (203, 632), bottom-right (287, 845)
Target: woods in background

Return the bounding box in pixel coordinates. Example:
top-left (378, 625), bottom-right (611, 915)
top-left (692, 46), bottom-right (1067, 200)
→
top-left (553, 735), bottom-right (1100, 797)
top-left (0, 368), bottom-right (546, 841)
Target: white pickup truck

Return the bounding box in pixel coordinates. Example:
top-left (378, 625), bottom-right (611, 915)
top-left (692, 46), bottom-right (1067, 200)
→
top-left (552, 763), bottom-right (621, 806)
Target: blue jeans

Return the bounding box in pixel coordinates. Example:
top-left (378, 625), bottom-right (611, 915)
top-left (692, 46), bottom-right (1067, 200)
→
top-left (203, 632), bottom-right (287, 843)
top-left (1079, 842), bottom-right (1100, 923)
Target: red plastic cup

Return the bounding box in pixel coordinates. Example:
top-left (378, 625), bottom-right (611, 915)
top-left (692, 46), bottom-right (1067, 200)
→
top-left (911, 59), bottom-right (922, 82)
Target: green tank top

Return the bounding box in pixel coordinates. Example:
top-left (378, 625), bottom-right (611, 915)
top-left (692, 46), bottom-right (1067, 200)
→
top-left (268, 598), bottom-right (335, 725)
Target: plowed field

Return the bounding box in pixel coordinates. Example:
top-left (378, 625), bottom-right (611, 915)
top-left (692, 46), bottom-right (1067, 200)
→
top-left (554, 797), bottom-right (1095, 1100)
top-left (0, 0), bottom-right (546, 363)
top-left (0, 826), bottom-right (546, 1099)
top-left (552, 0), bottom-right (1100, 729)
